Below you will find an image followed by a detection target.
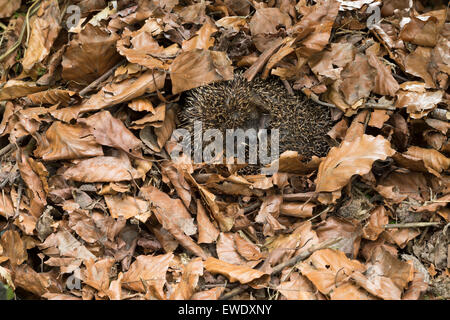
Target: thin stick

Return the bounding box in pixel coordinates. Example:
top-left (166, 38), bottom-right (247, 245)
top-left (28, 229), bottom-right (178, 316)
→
top-left (384, 222), bottom-right (441, 229)
top-left (219, 237), bottom-right (342, 300)
top-left (219, 285), bottom-right (248, 300)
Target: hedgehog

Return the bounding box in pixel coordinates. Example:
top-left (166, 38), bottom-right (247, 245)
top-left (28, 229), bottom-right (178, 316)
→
top-left (178, 73), bottom-right (333, 170)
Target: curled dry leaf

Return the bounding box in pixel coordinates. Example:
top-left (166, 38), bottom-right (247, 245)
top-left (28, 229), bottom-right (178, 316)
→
top-left (395, 82), bottom-right (444, 119)
top-left (182, 21), bottom-right (217, 51)
top-left (280, 202), bottom-right (315, 218)
top-left (0, 80), bottom-right (47, 100)
top-left (316, 134), bottom-right (395, 192)
top-left (13, 265), bottom-right (62, 297)
top-left (122, 253), bottom-right (173, 299)
top-left (18, 151), bottom-right (47, 218)
top-left (79, 110), bottom-right (142, 158)
top-left (117, 21), bottom-right (179, 69)
top-left (27, 89), bottom-right (77, 107)
top-left (170, 49), bottom-right (234, 94)
top-left (316, 216), bottom-right (362, 258)
top-left (104, 195), bottom-right (150, 223)
top-left (234, 233), bottom-right (262, 261)
top-left (400, 146), bottom-right (450, 176)
top-left (34, 121), bottom-right (103, 161)
top-left (204, 257), bottom-right (268, 285)
top-left (362, 206), bottom-right (389, 241)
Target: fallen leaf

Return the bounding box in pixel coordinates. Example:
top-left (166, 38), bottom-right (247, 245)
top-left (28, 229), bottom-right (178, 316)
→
top-left (316, 135), bottom-right (395, 192)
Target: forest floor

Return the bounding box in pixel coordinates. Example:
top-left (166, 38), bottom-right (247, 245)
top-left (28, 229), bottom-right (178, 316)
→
top-left (0, 0), bottom-right (449, 300)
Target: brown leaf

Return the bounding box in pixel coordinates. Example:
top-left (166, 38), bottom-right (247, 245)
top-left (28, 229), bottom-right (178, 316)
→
top-left (122, 253), bottom-right (173, 299)
top-left (34, 121), bottom-right (103, 161)
top-left (62, 24), bottom-right (122, 85)
top-left (27, 89), bottom-right (77, 107)
top-left (339, 53), bottom-right (375, 105)
top-left (316, 135), bottom-right (395, 192)
top-left (0, 230), bottom-right (27, 265)
top-left (117, 21), bottom-right (179, 69)
top-left (170, 49), bottom-right (233, 94)
top-left (196, 200), bottom-right (220, 244)
top-left (104, 195), bottom-right (150, 222)
top-left (362, 206), bottom-right (389, 241)
top-left (170, 257), bottom-right (203, 300)
top-left (249, 8), bottom-right (292, 36)
top-left (298, 248), bottom-right (365, 295)
top-left (368, 110), bottom-right (390, 129)
top-left (182, 21), bottom-right (217, 51)
top-left (234, 233), bottom-right (262, 261)
top-left (13, 265), bottom-right (62, 297)
top-left (161, 161), bottom-right (191, 208)
top-left (367, 53), bottom-right (399, 96)
top-left (292, 0), bottom-right (340, 58)
top-left (316, 216), bottom-right (362, 258)
top-left (204, 257), bottom-right (268, 284)
top-left (402, 146), bottom-right (450, 176)
top-left (395, 82), bottom-right (444, 119)
top-left (216, 233), bottom-right (246, 265)
top-left (280, 202), bottom-right (315, 218)
top-left (191, 287), bottom-right (225, 300)
top-left (277, 273), bottom-right (317, 300)
top-left (140, 186), bottom-right (207, 259)
top-left (405, 47), bottom-right (435, 88)
top-left (399, 13), bottom-right (443, 47)
top-left (18, 151), bottom-right (47, 218)
top-left (351, 247), bottom-right (413, 300)
top-left (0, 0), bottom-right (21, 18)
top-left (82, 257), bottom-right (115, 294)
top-left (63, 153), bottom-right (142, 183)
top-left (330, 282), bottom-right (375, 300)
top-left (0, 80), bottom-right (47, 100)
top-left (79, 110), bottom-right (142, 158)
top-left (52, 70), bottom-right (165, 122)
top-left (21, 0), bottom-right (61, 75)
top-left (68, 210), bottom-right (103, 244)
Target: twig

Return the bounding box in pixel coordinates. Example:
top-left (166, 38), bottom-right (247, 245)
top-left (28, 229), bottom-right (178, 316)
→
top-left (384, 222), bottom-right (442, 229)
top-left (219, 285), bottom-right (248, 300)
top-left (243, 201), bottom-right (261, 214)
top-left (302, 89), bottom-right (336, 108)
top-left (0, 136), bottom-right (28, 158)
top-left (282, 79), bottom-right (294, 96)
top-left (219, 237), bottom-right (342, 300)
top-left (78, 60), bottom-right (125, 97)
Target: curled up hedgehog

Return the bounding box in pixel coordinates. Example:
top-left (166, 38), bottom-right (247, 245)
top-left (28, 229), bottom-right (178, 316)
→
top-left (177, 72), bottom-right (333, 171)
